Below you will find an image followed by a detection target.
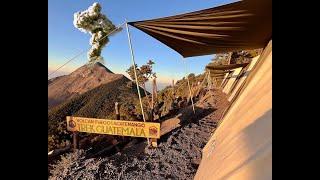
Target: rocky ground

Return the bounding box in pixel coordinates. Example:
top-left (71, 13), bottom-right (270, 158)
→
top-left (49, 89), bottom-right (229, 180)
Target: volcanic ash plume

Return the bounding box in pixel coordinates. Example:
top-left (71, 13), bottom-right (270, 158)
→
top-left (73, 2), bottom-right (119, 64)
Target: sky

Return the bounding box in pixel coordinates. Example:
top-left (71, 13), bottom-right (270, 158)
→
top-left (48, 0), bottom-right (235, 90)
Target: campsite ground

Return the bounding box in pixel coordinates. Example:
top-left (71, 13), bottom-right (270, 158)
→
top-left (49, 88), bottom-right (230, 179)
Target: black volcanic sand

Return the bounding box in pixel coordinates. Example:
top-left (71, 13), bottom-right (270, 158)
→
top-left (49, 89), bottom-right (229, 180)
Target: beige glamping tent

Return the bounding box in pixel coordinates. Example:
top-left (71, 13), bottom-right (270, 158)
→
top-left (128, 0), bottom-right (272, 179)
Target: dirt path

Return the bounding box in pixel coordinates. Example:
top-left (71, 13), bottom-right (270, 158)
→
top-left (49, 89), bottom-right (229, 180)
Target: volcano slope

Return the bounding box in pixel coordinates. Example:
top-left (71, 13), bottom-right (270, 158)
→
top-left (48, 62), bottom-right (124, 109)
top-left (49, 88), bottom-right (229, 180)
top-left (48, 75), bottom-right (147, 151)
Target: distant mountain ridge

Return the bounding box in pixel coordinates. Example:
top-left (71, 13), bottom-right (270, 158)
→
top-left (48, 62), bottom-right (124, 109)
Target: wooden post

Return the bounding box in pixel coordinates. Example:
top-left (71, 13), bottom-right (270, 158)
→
top-left (172, 79), bottom-right (175, 98)
top-left (150, 78), bottom-right (157, 147)
top-left (115, 102), bottom-right (120, 120)
top-left (154, 78), bottom-right (158, 97)
top-left (69, 116), bottom-right (79, 151)
top-left (227, 52), bottom-right (233, 65)
top-left (73, 131), bottom-right (79, 150)
top-left (115, 102), bottom-right (124, 142)
top-left (151, 78), bottom-right (157, 122)
top-left (151, 81), bottom-right (154, 117)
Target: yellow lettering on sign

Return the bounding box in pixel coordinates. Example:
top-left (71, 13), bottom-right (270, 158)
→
top-left (66, 116), bottom-right (160, 139)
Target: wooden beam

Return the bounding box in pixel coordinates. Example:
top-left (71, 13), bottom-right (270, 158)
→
top-left (208, 70), bottom-right (231, 74)
top-left (206, 63), bottom-right (249, 70)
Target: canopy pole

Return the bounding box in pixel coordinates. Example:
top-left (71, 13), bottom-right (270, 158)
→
top-left (183, 59), bottom-right (195, 114)
top-left (195, 71), bottom-right (209, 97)
top-left (125, 20), bottom-right (150, 145)
top-left (208, 70), bottom-right (212, 89)
top-left (227, 52), bottom-right (233, 65)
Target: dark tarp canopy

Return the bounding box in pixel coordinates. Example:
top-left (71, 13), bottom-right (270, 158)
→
top-left (128, 0), bottom-right (271, 58)
top-left (206, 63), bottom-right (249, 70)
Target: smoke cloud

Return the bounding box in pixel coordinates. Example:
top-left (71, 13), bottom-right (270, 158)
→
top-left (73, 2), bottom-right (120, 64)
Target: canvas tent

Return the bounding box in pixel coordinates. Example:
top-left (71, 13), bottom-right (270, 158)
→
top-left (195, 40), bottom-right (272, 180)
top-left (205, 63), bottom-right (249, 87)
top-left (227, 54), bottom-right (260, 102)
top-left (128, 0), bottom-right (271, 57)
top-left (128, 0), bottom-right (272, 179)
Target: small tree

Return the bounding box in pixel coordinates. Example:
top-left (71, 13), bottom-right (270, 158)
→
top-left (231, 49), bottom-right (262, 64)
top-left (210, 53), bottom-right (230, 65)
top-left (126, 60), bottom-right (156, 108)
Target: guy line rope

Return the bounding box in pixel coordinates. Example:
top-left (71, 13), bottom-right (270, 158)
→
top-left (48, 22), bottom-right (126, 78)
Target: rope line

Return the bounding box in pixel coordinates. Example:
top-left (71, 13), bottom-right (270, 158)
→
top-left (48, 22), bottom-right (126, 78)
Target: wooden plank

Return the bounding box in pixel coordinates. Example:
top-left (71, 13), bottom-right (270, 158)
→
top-left (228, 55), bottom-right (261, 102)
top-left (160, 104), bottom-right (203, 136)
top-left (220, 72), bottom-right (231, 88)
top-left (210, 74), bottom-right (227, 78)
top-left (206, 63), bottom-right (249, 70)
top-left (160, 117), bottom-right (181, 136)
top-left (207, 70), bottom-right (231, 74)
top-left (222, 67), bottom-right (243, 94)
top-left (227, 67), bottom-right (247, 96)
top-left (217, 73), bottom-right (227, 88)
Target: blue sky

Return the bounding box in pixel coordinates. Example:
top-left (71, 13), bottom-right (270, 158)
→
top-left (48, 0), bottom-right (235, 89)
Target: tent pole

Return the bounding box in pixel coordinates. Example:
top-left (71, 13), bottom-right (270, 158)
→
top-left (195, 71), bottom-right (208, 97)
top-left (125, 19), bottom-right (150, 145)
top-left (208, 70), bottom-right (212, 89)
top-left (183, 59), bottom-right (196, 114)
top-left (227, 52), bottom-right (233, 65)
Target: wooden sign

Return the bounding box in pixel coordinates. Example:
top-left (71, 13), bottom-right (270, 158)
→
top-left (66, 116), bottom-right (160, 139)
